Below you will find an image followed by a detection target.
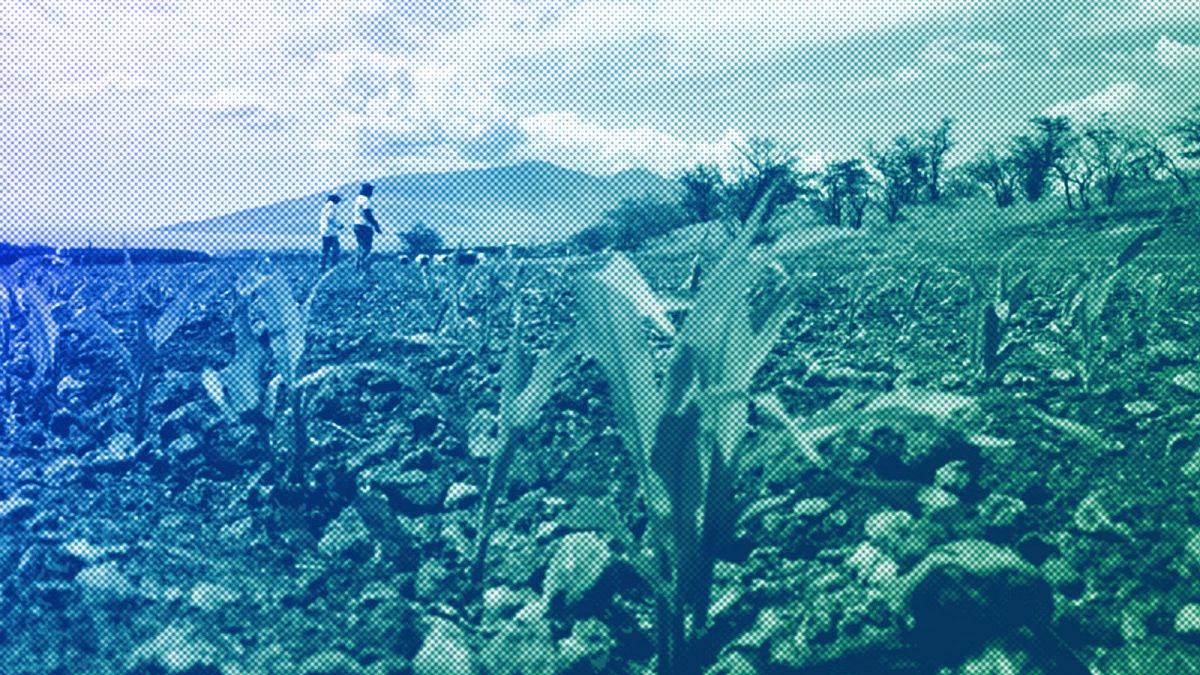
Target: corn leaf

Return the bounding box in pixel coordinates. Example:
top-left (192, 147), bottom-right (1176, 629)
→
top-left (576, 259), bottom-right (664, 463)
top-left (498, 305), bottom-right (535, 419)
top-left (593, 253), bottom-right (676, 338)
top-left (150, 269), bottom-right (214, 351)
top-left (23, 284), bottom-right (57, 380)
top-left (206, 300), bottom-right (265, 417)
top-left (752, 393), bottom-right (833, 471)
top-left (254, 275), bottom-right (307, 385)
top-left (1112, 225), bottom-right (1163, 268)
top-left (505, 329), bottom-right (577, 430)
top-left (69, 306), bottom-right (135, 378)
top-left (201, 369), bottom-right (237, 424)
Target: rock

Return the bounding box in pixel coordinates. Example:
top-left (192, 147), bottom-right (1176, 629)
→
top-left (159, 401), bottom-right (211, 446)
top-left (444, 482), bottom-right (480, 511)
top-left (1124, 400), bottom-right (1160, 416)
top-left (543, 532), bottom-right (612, 607)
top-left (362, 463), bottom-right (447, 516)
top-left (917, 486), bottom-right (959, 514)
top-left (558, 619), bottom-right (615, 673)
top-left (846, 542), bottom-right (898, 586)
top-left (480, 617), bottom-right (557, 675)
top-left (57, 374), bottom-right (85, 398)
top-left (1175, 371), bottom-right (1200, 396)
top-left (412, 617), bottom-right (479, 675)
top-left (416, 560), bottom-right (450, 601)
top-left (49, 409), bottom-right (78, 437)
top-left (190, 581), bottom-right (241, 612)
top-left (794, 498), bottom-right (833, 518)
top-left (483, 586), bottom-right (539, 626)
top-left (76, 560), bottom-right (137, 602)
top-left (1049, 368), bottom-right (1076, 384)
top-left (557, 496), bottom-right (631, 541)
top-left (1041, 557), bottom-right (1084, 599)
top-left (1073, 494), bottom-right (1132, 538)
top-left (42, 455), bottom-right (81, 487)
top-left (1178, 605), bottom-right (1200, 634)
top-left (165, 434), bottom-right (201, 464)
top-left (299, 650), bottom-right (365, 675)
top-left (864, 510), bottom-right (914, 546)
top-left (0, 496), bottom-right (35, 523)
top-left (219, 516), bottom-right (253, 542)
top-left (60, 538), bottom-right (128, 566)
top-left (934, 461), bottom-right (971, 492)
top-left (83, 432), bottom-right (140, 472)
top-left (129, 621), bottom-right (223, 673)
top-left (978, 494), bottom-right (1027, 530)
top-left (318, 506), bottom-right (374, 562)
top-left (940, 372), bottom-right (964, 389)
top-left (1148, 341), bottom-right (1192, 369)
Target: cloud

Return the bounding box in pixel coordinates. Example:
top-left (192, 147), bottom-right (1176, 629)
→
top-left (171, 86), bottom-right (262, 113)
top-left (841, 67), bottom-right (925, 93)
top-left (1045, 82), bottom-right (1145, 120)
top-left (50, 70), bottom-right (156, 98)
top-left (922, 37), bottom-right (1004, 66)
top-left (1155, 36), bottom-right (1200, 69)
top-left (515, 111), bottom-right (746, 175)
top-left (458, 122), bottom-right (526, 163)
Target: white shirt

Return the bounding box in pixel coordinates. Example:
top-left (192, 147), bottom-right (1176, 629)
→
top-left (319, 201), bottom-right (341, 237)
top-left (351, 194), bottom-right (371, 226)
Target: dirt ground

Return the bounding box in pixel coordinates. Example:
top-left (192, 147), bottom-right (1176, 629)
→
top-left (2, 205), bottom-right (1200, 674)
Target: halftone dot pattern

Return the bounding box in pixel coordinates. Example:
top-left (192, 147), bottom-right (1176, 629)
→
top-left (2, 2), bottom-right (1200, 674)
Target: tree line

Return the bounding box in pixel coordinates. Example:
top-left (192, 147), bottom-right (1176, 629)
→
top-left (574, 104), bottom-right (1200, 252)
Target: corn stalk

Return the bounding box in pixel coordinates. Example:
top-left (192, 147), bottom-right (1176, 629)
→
top-left (1053, 226), bottom-right (1162, 389)
top-left (574, 187), bottom-right (858, 673)
top-left (975, 264), bottom-right (1032, 381)
top-left (470, 295), bottom-right (577, 588)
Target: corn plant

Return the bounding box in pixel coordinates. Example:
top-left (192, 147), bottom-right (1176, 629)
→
top-left (573, 188), bottom-right (859, 673)
top-left (1052, 225), bottom-right (1162, 389)
top-left (213, 263), bottom-right (347, 485)
top-left (470, 298), bottom-right (578, 587)
top-left (0, 282), bottom-right (12, 430)
top-left (974, 264), bottom-right (1032, 381)
top-left (202, 275), bottom-right (271, 452)
top-left (63, 258), bottom-right (216, 442)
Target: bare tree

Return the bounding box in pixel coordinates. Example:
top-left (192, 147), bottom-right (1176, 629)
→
top-left (725, 138), bottom-right (806, 234)
top-left (1128, 129), bottom-right (1191, 194)
top-left (868, 143), bottom-right (908, 223)
top-left (922, 117), bottom-right (954, 202)
top-left (964, 147), bottom-right (1019, 208)
top-left (678, 164), bottom-right (725, 223)
top-left (1013, 116), bottom-right (1073, 203)
top-left (1081, 115), bottom-right (1137, 207)
top-left (1172, 104), bottom-right (1200, 159)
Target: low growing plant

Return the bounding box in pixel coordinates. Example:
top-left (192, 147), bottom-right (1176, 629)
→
top-left (217, 263), bottom-right (354, 485)
top-left (572, 189), bottom-right (860, 673)
top-left (974, 264), bottom-right (1032, 381)
top-left (1051, 225), bottom-right (1163, 389)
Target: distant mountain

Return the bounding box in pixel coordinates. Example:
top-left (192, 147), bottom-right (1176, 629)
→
top-left (160, 161), bottom-right (680, 247)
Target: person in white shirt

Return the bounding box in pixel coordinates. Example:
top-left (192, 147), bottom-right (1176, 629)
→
top-left (318, 194), bottom-right (343, 272)
top-left (351, 183), bottom-right (384, 272)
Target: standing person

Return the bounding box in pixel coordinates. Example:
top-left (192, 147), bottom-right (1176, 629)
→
top-left (352, 183), bottom-right (383, 273)
top-left (318, 194), bottom-right (343, 272)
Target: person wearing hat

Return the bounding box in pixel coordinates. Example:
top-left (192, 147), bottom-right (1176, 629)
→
top-left (352, 183), bottom-right (384, 273)
top-left (318, 193), bottom-right (343, 272)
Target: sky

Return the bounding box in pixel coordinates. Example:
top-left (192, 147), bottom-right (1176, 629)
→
top-left (1, 0), bottom-right (1199, 245)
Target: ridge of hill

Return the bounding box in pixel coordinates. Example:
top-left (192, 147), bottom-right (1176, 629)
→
top-left (160, 161), bottom-right (679, 247)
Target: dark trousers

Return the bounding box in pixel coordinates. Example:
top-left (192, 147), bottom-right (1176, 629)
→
top-left (320, 236), bottom-right (340, 271)
top-left (354, 225), bottom-right (375, 271)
